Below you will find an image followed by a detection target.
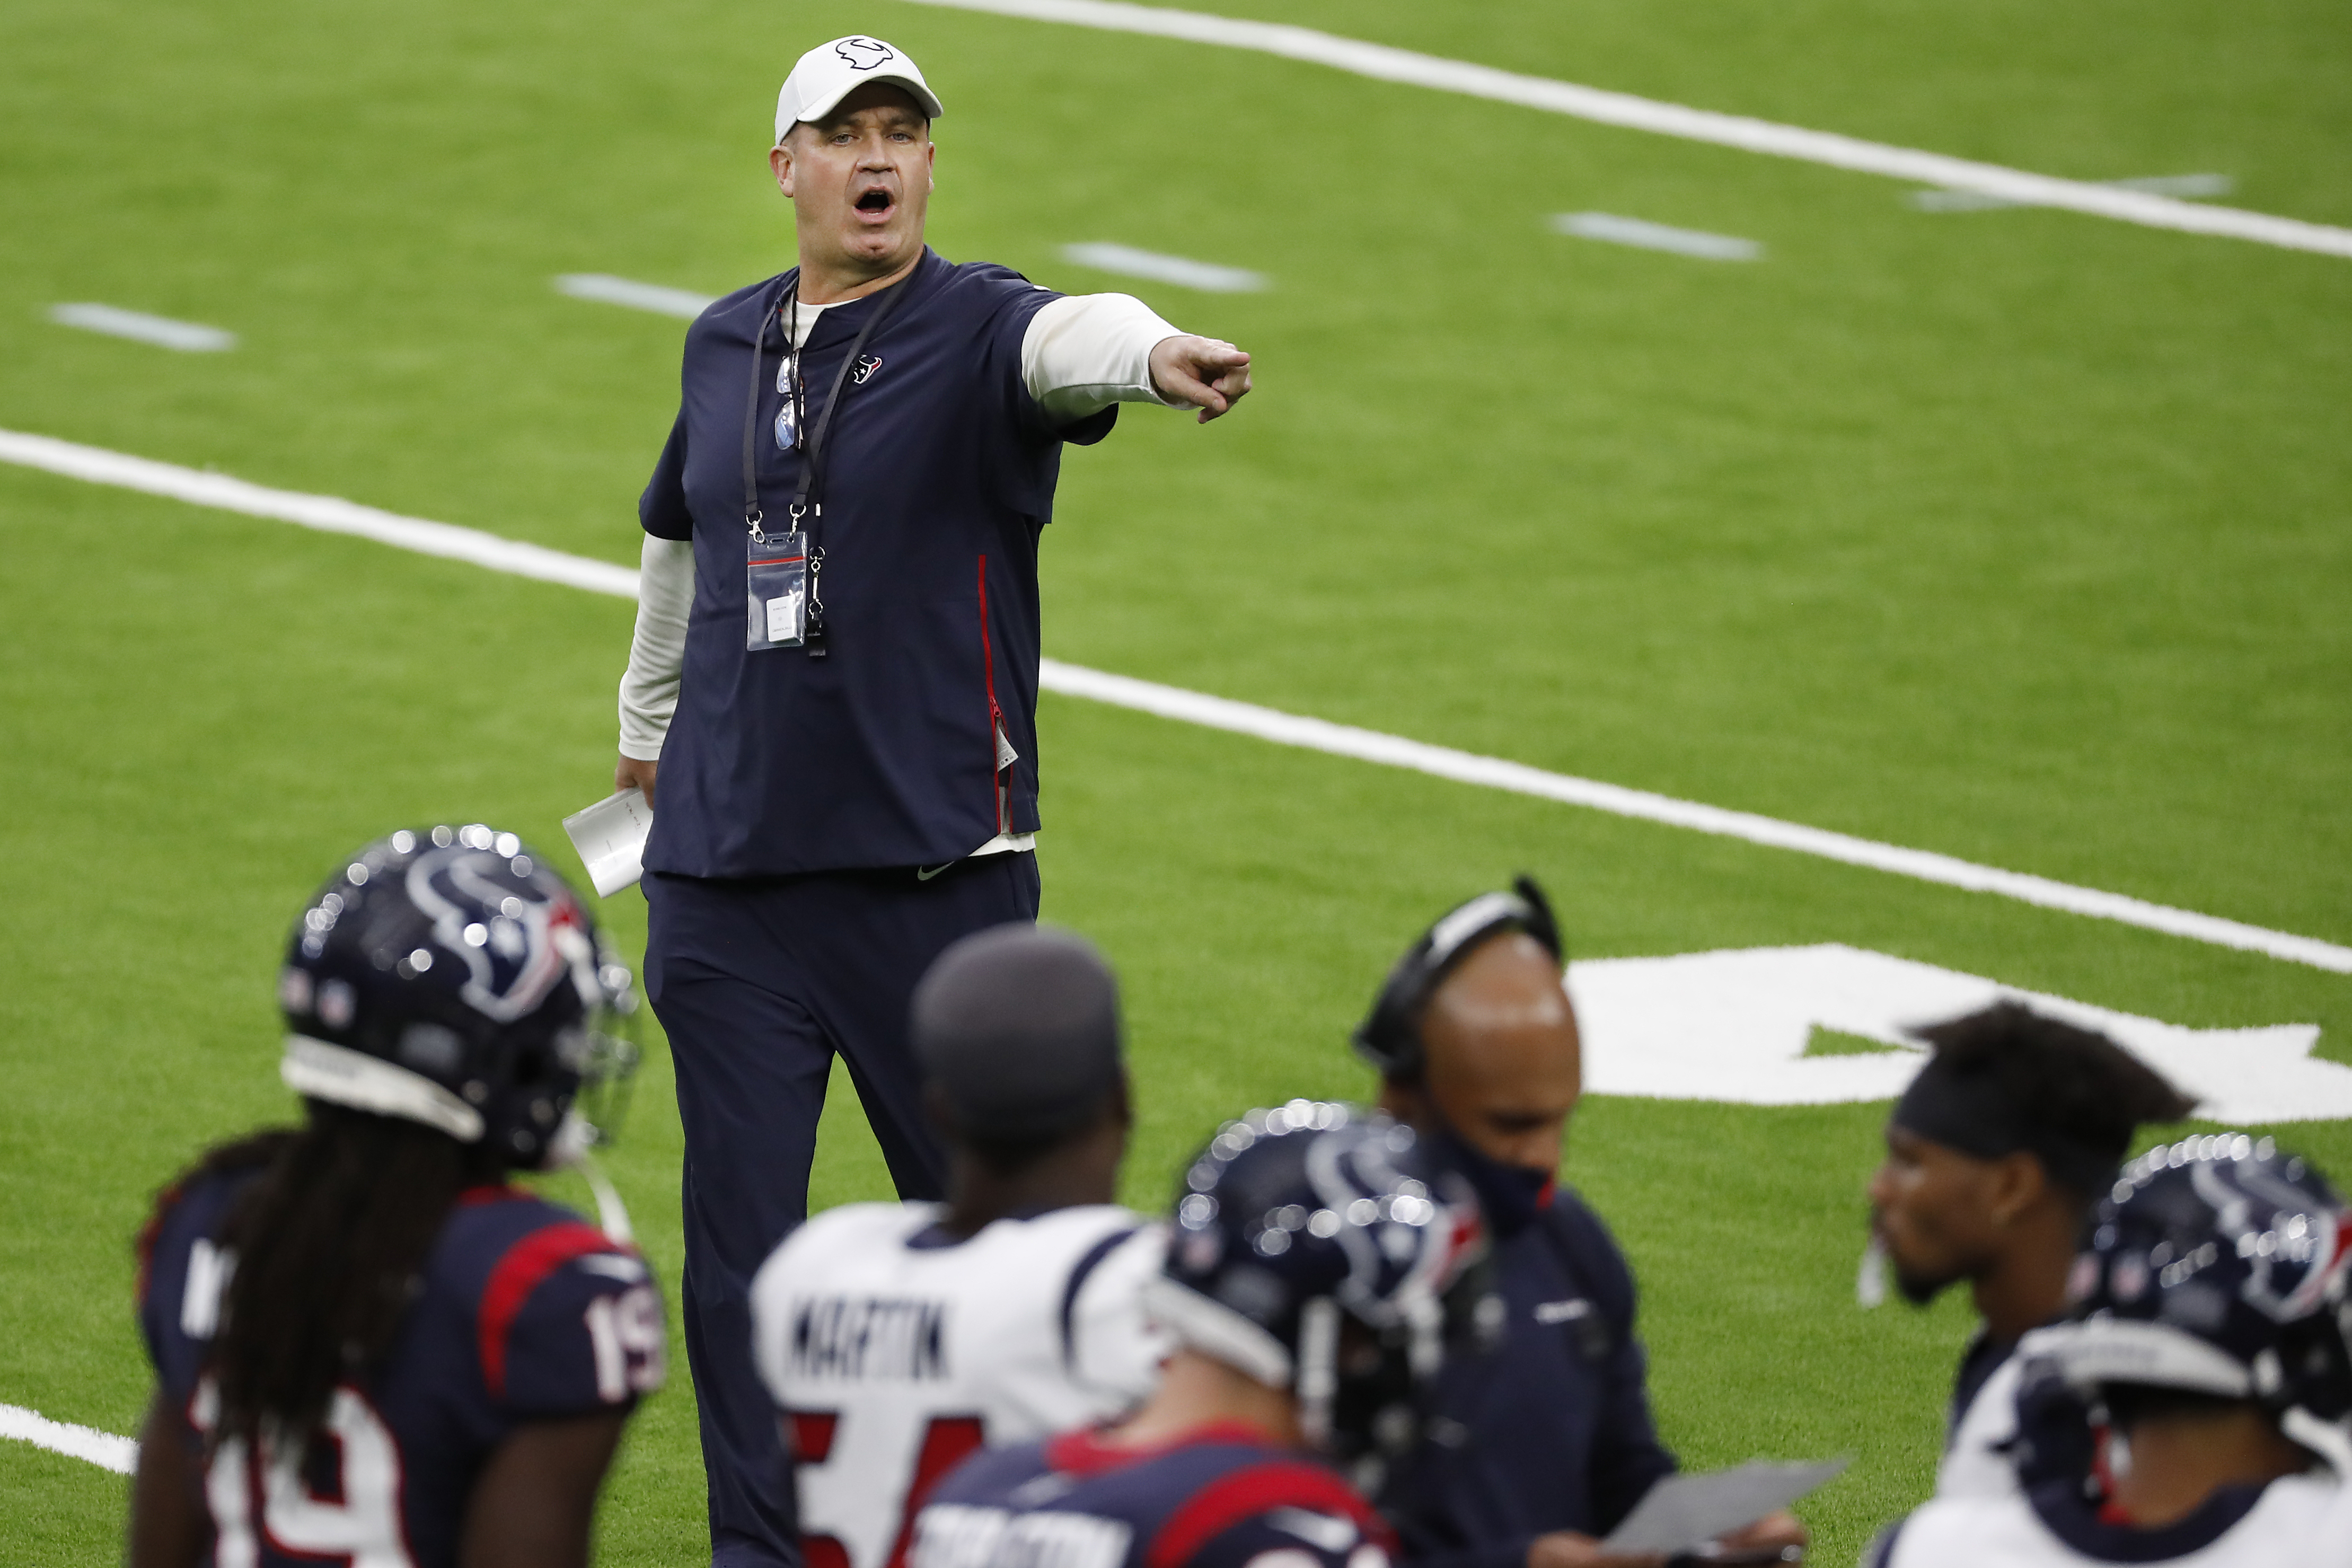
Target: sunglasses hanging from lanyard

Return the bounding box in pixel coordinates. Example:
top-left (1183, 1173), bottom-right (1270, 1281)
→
top-left (742, 270), bottom-right (907, 658)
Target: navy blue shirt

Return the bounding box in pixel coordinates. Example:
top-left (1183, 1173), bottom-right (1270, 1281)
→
top-left (1378, 1185), bottom-right (1678, 1568)
top-left (640, 249), bottom-right (1117, 878)
top-left (139, 1167), bottom-right (664, 1568)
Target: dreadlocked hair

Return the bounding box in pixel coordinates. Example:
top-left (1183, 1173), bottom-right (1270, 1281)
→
top-left (1911, 1001), bottom-right (2198, 1188)
top-left (205, 1102), bottom-right (503, 1448)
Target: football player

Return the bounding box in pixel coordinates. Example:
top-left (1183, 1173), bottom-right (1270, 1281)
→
top-left (906, 1102), bottom-right (1487, 1568)
top-left (128, 825), bottom-right (663, 1568)
top-left (1866, 1134), bottom-right (2352, 1566)
top-left (750, 925), bottom-right (1169, 1568)
top-left (1866, 1002), bottom-right (2194, 1497)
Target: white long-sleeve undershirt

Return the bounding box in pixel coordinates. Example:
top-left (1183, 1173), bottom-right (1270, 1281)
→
top-left (615, 292), bottom-right (1186, 769)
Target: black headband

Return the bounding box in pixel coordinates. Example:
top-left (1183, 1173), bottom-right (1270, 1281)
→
top-left (1892, 1055), bottom-right (2119, 1195)
top-left (1351, 875), bottom-right (1564, 1079)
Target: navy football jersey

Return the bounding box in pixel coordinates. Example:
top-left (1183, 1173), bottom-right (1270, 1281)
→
top-left (138, 1167), bottom-right (664, 1568)
top-left (911, 1424), bottom-right (1393, 1568)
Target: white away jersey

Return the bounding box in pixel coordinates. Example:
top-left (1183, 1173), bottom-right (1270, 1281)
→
top-left (1935, 1349), bottom-right (2022, 1499)
top-left (1873, 1472), bottom-right (2352, 1568)
top-left (751, 1202), bottom-right (1169, 1568)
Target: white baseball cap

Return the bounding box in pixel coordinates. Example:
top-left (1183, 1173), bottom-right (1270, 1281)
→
top-left (774, 36), bottom-right (945, 145)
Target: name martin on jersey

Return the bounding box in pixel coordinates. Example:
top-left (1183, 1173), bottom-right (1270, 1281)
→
top-left (791, 1294), bottom-right (953, 1381)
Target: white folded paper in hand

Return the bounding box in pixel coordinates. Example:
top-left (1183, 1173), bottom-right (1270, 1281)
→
top-left (1600, 1456), bottom-right (1848, 1554)
top-left (563, 787), bottom-right (653, 897)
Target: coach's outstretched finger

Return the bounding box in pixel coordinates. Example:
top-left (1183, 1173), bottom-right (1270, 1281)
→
top-left (1148, 334), bottom-right (1253, 421)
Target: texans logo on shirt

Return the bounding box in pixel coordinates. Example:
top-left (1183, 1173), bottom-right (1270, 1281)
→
top-left (836, 38), bottom-right (895, 72)
top-left (852, 354), bottom-right (883, 385)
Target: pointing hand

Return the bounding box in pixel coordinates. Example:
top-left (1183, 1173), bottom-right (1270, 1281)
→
top-left (1148, 335), bottom-right (1254, 424)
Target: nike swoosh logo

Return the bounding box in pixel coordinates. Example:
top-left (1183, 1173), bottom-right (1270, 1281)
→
top-left (916, 862), bottom-right (954, 881)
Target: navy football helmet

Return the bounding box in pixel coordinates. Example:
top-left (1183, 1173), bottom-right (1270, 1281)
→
top-left (1151, 1100), bottom-right (1491, 1483)
top-left (2020, 1133), bottom-right (2352, 1469)
top-left (276, 825), bottom-right (639, 1170)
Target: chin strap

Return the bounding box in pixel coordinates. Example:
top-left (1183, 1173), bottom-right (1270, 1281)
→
top-left (545, 1111), bottom-right (635, 1245)
top-left (2283, 1407), bottom-right (2352, 1479)
top-left (1294, 1296), bottom-right (1340, 1450)
top-left (1856, 1236), bottom-right (1888, 1309)
top-left (576, 1152), bottom-right (636, 1246)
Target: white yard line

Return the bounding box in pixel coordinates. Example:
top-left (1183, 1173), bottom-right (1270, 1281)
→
top-left (902, 0), bottom-right (2352, 262)
top-left (1060, 243), bottom-right (1270, 292)
top-left (0, 429), bottom-right (636, 598)
top-left (554, 274), bottom-right (717, 320)
top-left (0, 1403), bottom-right (137, 1475)
top-left (50, 303), bottom-right (236, 352)
top-left (1912, 173), bottom-right (2235, 213)
top-left (3, 426), bottom-right (2347, 975)
top-left (1552, 213), bottom-right (1761, 260)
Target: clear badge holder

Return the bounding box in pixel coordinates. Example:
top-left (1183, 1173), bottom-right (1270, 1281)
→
top-left (746, 527), bottom-right (808, 651)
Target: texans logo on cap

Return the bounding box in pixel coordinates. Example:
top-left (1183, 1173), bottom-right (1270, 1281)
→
top-left (836, 37), bottom-right (894, 71)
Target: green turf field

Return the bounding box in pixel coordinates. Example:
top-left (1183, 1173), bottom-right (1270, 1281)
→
top-left (4, 0), bottom-right (2350, 1563)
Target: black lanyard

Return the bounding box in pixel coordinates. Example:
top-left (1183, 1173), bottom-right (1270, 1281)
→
top-left (739, 268), bottom-right (909, 543)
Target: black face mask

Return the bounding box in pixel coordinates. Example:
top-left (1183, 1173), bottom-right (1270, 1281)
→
top-left (1432, 1129), bottom-right (1551, 1236)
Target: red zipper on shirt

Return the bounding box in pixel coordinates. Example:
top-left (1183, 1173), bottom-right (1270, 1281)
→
top-left (978, 555), bottom-right (1008, 834)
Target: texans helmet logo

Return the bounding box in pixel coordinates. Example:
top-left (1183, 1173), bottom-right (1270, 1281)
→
top-left (835, 37), bottom-right (894, 72)
top-left (851, 354), bottom-right (882, 385)
top-left (406, 848), bottom-right (599, 1023)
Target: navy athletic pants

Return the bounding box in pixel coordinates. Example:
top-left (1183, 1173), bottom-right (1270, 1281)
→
top-left (642, 853), bottom-right (1042, 1568)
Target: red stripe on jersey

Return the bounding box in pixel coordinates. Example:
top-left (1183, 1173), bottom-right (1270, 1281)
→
top-left (457, 1184), bottom-right (534, 1208)
top-left (1046, 1421), bottom-right (1275, 1478)
top-left (1145, 1463), bottom-right (1390, 1568)
top-left (788, 1411), bottom-right (841, 1463)
top-left (478, 1222), bottom-right (618, 1398)
top-left (885, 1416), bottom-right (986, 1568)
top-left (135, 1180), bottom-right (192, 1308)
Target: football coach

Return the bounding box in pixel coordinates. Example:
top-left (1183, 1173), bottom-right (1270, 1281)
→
top-left (607, 34), bottom-right (1253, 1568)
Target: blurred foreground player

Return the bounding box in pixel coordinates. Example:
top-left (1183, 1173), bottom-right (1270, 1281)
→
top-left (751, 926), bottom-right (1167, 1568)
top-left (128, 826), bottom-right (662, 1568)
top-left (909, 1104), bottom-right (1485, 1568)
top-left (1865, 1003), bottom-right (2194, 1497)
top-left (1356, 880), bottom-right (1804, 1568)
top-left (1868, 1134), bottom-right (2352, 1566)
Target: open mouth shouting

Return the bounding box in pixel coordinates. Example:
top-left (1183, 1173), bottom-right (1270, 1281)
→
top-left (852, 183), bottom-right (897, 224)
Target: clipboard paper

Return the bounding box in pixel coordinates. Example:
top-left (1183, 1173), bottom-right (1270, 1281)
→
top-left (1600, 1457), bottom-right (1850, 1554)
top-left (562, 787), bottom-right (653, 897)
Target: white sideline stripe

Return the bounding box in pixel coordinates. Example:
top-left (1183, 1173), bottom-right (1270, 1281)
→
top-left (901, 0), bottom-right (2352, 262)
top-left (554, 274), bottom-right (717, 320)
top-left (3, 426), bottom-right (2348, 976)
top-left (1061, 242), bottom-right (1270, 292)
top-left (50, 303), bottom-right (236, 353)
top-left (0, 429), bottom-right (639, 599)
top-left (1913, 172), bottom-right (2236, 213)
top-left (1036, 663), bottom-right (2352, 974)
top-left (0, 1403), bottom-right (137, 1475)
top-left (1553, 213), bottom-right (1761, 261)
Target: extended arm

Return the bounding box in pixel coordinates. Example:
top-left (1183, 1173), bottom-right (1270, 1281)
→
top-left (1023, 295), bottom-right (1253, 426)
top-left (127, 1389), bottom-right (206, 1568)
top-left (459, 1411), bottom-right (630, 1568)
top-left (613, 535), bottom-right (694, 804)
